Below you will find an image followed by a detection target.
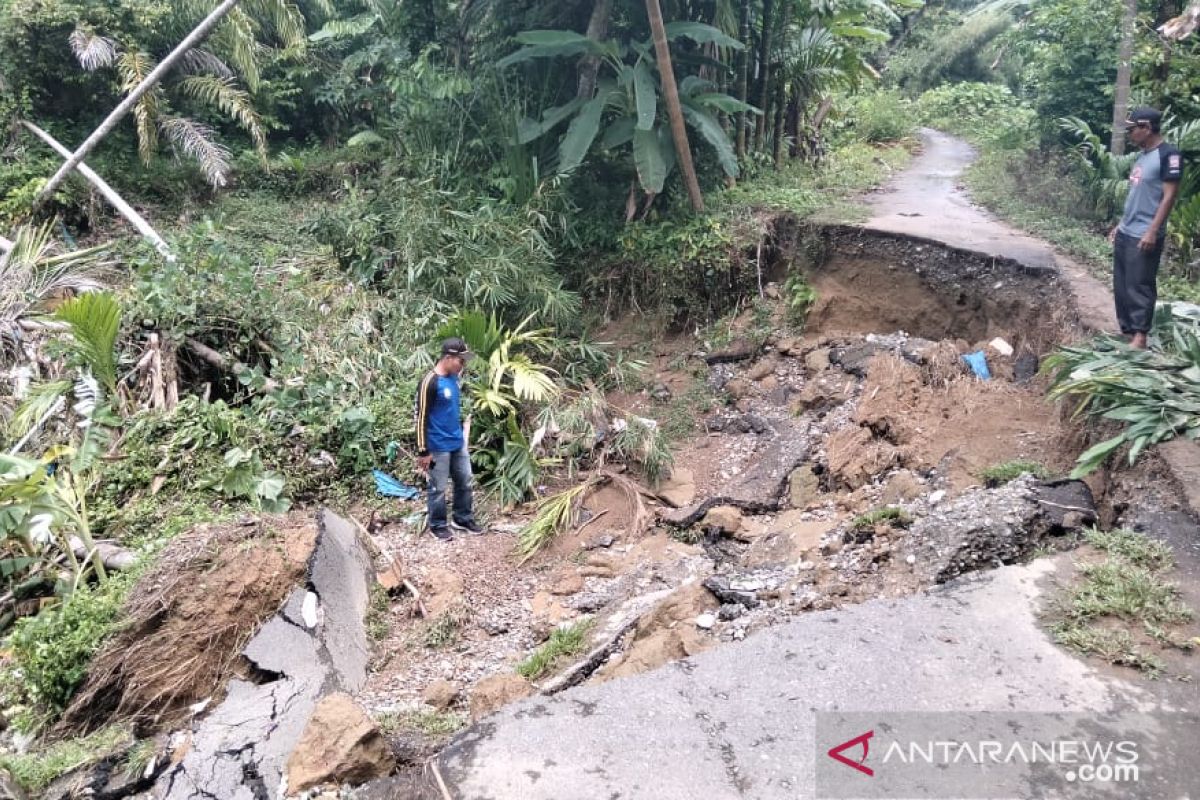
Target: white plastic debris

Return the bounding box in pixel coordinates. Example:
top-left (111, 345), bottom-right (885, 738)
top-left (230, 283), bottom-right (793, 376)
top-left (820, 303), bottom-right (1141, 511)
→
top-left (929, 490), bottom-right (946, 505)
top-left (695, 613), bottom-right (716, 630)
top-left (302, 591), bottom-right (320, 628)
top-left (988, 337), bottom-right (1014, 357)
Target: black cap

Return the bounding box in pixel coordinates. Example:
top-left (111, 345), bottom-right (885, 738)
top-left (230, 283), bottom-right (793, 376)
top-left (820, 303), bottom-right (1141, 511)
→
top-left (440, 337), bottom-right (472, 358)
top-left (1125, 107), bottom-right (1162, 127)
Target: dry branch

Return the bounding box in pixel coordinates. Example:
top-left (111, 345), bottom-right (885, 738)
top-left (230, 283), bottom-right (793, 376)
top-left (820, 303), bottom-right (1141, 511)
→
top-left (185, 337), bottom-right (279, 391)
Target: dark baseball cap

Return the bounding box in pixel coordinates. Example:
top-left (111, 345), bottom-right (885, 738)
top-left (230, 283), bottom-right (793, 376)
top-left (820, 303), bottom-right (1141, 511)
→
top-left (1125, 107), bottom-right (1162, 127)
top-left (440, 337), bottom-right (472, 358)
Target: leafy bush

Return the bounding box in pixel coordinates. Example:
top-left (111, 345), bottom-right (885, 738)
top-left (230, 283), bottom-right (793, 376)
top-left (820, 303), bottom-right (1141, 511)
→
top-left (840, 90), bottom-right (914, 144)
top-left (917, 82), bottom-right (1034, 147)
top-left (2, 573), bottom-right (132, 724)
top-left (1046, 305), bottom-right (1200, 477)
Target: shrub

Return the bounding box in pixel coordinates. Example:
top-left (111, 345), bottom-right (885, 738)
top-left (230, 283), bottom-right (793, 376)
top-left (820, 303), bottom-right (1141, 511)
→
top-left (841, 90), bottom-right (915, 144)
top-left (2, 574), bottom-right (133, 726)
top-left (917, 82), bottom-right (1035, 148)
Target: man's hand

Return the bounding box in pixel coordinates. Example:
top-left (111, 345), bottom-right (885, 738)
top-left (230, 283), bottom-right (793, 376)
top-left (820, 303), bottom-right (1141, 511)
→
top-left (1108, 226), bottom-right (1119, 244)
top-left (1137, 228), bottom-right (1158, 252)
top-left (416, 454), bottom-right (433, 473)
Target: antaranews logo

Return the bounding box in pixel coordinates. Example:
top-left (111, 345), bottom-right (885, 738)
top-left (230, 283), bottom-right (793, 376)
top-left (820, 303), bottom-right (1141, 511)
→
top-left (827, 731), bottom-right (874, 777)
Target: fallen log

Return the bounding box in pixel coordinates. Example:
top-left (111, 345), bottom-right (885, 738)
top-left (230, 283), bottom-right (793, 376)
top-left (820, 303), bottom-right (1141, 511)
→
top-left (185, 338), bottom-right (280, 392)
top-left (70, 537), bottom-right (139, 571)
top-left (658, 496), bottom-right (782, 528)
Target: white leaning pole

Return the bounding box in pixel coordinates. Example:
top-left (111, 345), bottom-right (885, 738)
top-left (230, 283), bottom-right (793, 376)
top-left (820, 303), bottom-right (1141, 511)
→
top-left (21, 121), bottom-right (176, 261)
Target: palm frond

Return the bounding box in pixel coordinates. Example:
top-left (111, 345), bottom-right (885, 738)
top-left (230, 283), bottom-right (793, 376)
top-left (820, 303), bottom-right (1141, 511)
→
top-left (159, 116), bottom-right (233, 188)
top-left (118, 51), bottom-right (161, 164)
top-left (10, 380), bottom-right (71, 445)
top-left (0, 224), bottom-right (112, 333)
top-left (217, 7), bottom-right (263, 91)
top-left (68, 28), bottom-right (119, 71)
top-left (179, 48), bottom-right (235, 79)
top-left (245, 0), bottom-right (307, 49)
top-left (177, 75), bottom-right (267, 157)
top-left (54, 292), bottom-right (122, 395)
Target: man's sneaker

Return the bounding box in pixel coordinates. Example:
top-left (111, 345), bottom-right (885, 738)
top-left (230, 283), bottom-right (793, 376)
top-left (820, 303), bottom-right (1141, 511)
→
top-left (430, 526), bottom-right (454, 541)
top-left (450, 519), bottom-right (485, 535)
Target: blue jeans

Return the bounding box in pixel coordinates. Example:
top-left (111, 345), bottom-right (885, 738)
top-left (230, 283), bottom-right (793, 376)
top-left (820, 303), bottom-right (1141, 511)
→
top-left (427, 447), bottom-right (475, 530)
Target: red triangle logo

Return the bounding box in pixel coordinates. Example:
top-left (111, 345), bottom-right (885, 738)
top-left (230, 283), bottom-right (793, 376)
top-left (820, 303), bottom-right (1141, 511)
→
top-left (827, 730), bottom-right (874, 777)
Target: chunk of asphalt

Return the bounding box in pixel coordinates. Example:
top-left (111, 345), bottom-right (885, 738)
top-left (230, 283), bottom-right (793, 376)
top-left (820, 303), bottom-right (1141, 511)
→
top-left (311, 509), bottom-right (374, 691)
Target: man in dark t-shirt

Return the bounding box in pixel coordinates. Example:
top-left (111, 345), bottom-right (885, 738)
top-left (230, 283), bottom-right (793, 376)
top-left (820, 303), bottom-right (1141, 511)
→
top-left (414, 337), bottom-right (483, 541)
top-left (1109, 106), bottom-right (1184, 349)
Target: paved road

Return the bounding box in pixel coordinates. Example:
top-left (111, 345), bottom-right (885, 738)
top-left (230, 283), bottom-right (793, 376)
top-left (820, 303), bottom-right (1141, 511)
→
top-left (436, 130), bottom-right (1200, 800)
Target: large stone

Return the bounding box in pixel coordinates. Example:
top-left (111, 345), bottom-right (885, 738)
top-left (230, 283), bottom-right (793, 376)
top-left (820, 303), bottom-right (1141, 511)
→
top-left (745, 355), bottom-right (778, 382)
top-left (422, 680), bottom-right (461, 711)
top-left (724, 377), bottom-right (753, 400)
top-left (804, 348), bottom-right (831, 373)
top-left (792, 372), bottom-right (853, 414)
top-left (423, 568), bottom-right (466, 618)
top-left (470, 674), bottom-right (534, 719)
top-left (882, 470), bottom-right (923, 504)
top-left (548, 570), bottom-right (584, 596)
top-left (830, 342), bottom-right (886, 377)
top-left (657, 467), bottom-right (697, 508)
top-left (788, 465), bottom-right (821, 508)
top-left (701, 506), bottom-right (743, 535)
top-left (286, 693), bottom-right (394, 794)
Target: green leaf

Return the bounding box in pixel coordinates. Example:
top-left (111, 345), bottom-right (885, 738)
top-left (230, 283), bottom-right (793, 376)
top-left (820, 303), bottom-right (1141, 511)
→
top-left (681, 104), bottom-right (738, 177)
top-left (633, 128), bottom-right (667, 194)
top-left (679, 76), bottom-right (717, 97)
top-left (557, 89), bottom-right (610, 174)
top-left (664, 21), bottom-right (744, 49)
top-left (517, 97), bottom-right (586, 144)
top-left (690, 93), bottom-right (761, 115)
top-left (1070, 436), bottom-right (1127, 478)
top-left (633, 61), bottom-right (657, 131)
top-left (601, 116), bottom-right (636, 150)
top-left (255, 472), bottom-right (286, 502)
top-left (515, 30), bottom-right (593, 46)
top-left (54, 292), bottom-right (121, 395)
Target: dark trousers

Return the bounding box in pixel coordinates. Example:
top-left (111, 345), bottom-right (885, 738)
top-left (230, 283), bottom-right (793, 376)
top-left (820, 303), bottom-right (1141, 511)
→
top-left (427, 447), bottom-right (475, 530)
top-left (1113, 231), bottom-right (1164, 334)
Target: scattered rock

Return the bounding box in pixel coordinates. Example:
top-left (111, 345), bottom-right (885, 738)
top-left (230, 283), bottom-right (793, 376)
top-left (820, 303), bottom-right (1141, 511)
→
top-left (745, 355), bottom-right (778, 382)
top-left (421, 680), bottom-right (460, 711)
top-left (702, 576), bottom-right (760, 608)
top-left (695, 613), bottom-right (716, 630)
top-left (705, 338), bottom-right (761, 365)
top-left (286, 693), bottom-right (394, 794)
top-left (579, 565), bottom-right (615, 579)
top-left (548, 570), bottom-right (584, 596)
top-left (584, 533), bottom-right (616, 550)
top-left (792, 371), bottom-right (853, 414)
top-left (804, 348), bottom-right (831, 373)
top-left (650, 382), bottom-right (673, 401)
top-left (788, 465), bottom-right (821, 508)
top-left (776, 336), bottom-right (800, 355)
top-left (1014, 352), bottom-right (1039, 383)
top-left (718, 603), bottom-right (745, 621)
top-left (882, 470), bottom-right (923, 504)
top-left (422, 568), bottom-right (465, 618)
top-left (928, 490), bottom-right (946, 505)
top-left (830, 342), bottom-right (885, 377)
top-left (470, 674), bottom-right (534, 719)
top-left (657, 468), bottom-right (697, 508)
top-left (760, 375), bottom-right (780, 392)
top-left (729, 413), bottom-right (771, 434)
top-left (724, 377), bottom-right (753, 400)
top-left (701, 506), bottom-right (743, 535)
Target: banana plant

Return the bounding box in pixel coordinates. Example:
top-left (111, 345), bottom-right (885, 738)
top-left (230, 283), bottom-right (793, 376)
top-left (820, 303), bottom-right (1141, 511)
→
top-left (499, 23), bottom-right (757, 198)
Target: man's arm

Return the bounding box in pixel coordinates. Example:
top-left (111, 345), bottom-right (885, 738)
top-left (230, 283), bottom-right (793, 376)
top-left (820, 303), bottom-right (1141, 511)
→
top-left (414, 372), bottom-right (438, 469)
top-left (1139, 148), bottom-right (1184, 251)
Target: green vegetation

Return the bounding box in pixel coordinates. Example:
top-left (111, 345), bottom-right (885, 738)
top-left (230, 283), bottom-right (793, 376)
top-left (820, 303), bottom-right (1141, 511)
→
top-left (366, 583), bottom-right (391, 642)
top-left (423, 606), bottom-right (470, 650)
top-left (517, 619), bottom-right (594, 680)
top-left (851, 506), bottom-right (911, 531)
top-left (980, 460), bottom-right (1051, 486)
top-left (0, 724), bottom-right (132, 792)
top-left (1045, 305), bottom-right (1200, 477)
top-left (377, 708), bottom-right (467, 738)
top-left (1050, 528), bottom-right (1194, 676)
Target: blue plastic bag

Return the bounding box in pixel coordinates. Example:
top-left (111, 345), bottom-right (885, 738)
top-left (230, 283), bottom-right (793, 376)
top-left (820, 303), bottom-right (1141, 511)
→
top-left (962, 351), bottom-right (991, 380)
top-left (372, 469), bottom-right (420, 499)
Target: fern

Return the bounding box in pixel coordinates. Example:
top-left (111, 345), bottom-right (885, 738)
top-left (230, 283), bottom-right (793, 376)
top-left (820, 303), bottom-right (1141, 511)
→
top-left (179, 48), bottom-right (235, 79)
top-left (177, 75), bottom-right (268, 156)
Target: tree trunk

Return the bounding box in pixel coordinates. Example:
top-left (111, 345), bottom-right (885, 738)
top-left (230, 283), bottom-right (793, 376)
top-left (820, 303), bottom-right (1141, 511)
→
top-left (646, 0), bottom-right (705, 212)
top-left (754, 0), bottom-right (775, 151)
top-left (772, 71), bottom-right (786, 168)
top-left (21, 121), bottom-right (175, 261)
top-left (34, 0), bottom-right (240, 210)
top-left (735, 0), bottom-right (751, 157)
top-left (786, 88), bottom-right (801, 158)
top-left (577, 0), bottom-right (614, 98)
top-left (1111, 0), bottom-right (1138, 156)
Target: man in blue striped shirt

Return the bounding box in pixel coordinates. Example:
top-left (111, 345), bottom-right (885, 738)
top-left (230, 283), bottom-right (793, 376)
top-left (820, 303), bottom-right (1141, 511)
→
top-left (414, 337), bottom-right (483, 541)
